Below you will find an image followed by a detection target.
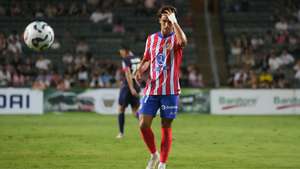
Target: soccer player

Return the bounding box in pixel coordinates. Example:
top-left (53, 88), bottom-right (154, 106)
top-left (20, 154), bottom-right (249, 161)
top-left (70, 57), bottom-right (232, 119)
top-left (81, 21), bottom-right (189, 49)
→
top-left (135, 6), bottom-right (187, 169)
top-left (116, 45), bottom-right (141, 139)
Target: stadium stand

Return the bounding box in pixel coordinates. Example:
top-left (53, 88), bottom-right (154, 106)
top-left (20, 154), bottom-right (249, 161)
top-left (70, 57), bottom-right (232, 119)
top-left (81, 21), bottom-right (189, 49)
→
top-left (0, 0), bottom-right (200, 89)
top-left (221, 0), bottom-right (300, 88)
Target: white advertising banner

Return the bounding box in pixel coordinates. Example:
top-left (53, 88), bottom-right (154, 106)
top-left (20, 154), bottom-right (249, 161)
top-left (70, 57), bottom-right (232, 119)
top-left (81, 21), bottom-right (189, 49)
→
top-left (0, 88), bottom-right (43, 115)
top-left (211, 89), bottom-right (300, 115)
top-left (77, 89), bottom-right (132, 115)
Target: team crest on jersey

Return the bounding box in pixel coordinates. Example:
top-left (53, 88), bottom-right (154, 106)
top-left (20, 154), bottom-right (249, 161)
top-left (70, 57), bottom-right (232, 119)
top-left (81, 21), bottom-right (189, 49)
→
top-left (156, 53), bottom-right (166, 66)
top-left (156, 53), bottom-right (167, 71)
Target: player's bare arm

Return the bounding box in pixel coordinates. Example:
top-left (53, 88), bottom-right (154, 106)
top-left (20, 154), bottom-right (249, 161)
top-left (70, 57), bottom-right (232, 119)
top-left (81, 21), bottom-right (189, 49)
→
top-left (165, 10), bottom-right (188, 47)
top-left (135, 58), bottom-right (150, 82)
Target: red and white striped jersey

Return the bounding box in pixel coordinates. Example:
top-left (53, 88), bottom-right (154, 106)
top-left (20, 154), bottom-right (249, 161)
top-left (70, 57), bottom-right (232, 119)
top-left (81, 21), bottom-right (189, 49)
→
top-left (143, 32), bottom-right (183, 96)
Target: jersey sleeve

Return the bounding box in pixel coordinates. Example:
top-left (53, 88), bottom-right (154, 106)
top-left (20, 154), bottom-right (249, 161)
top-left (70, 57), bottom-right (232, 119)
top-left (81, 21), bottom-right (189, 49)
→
top-left (143, 36), bottom-right (151, 61)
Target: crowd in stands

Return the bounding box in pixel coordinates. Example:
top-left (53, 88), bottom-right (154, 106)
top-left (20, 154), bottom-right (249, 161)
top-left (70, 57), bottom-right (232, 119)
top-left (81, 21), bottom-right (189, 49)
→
top-left (0, 0), bottom-right (200, 90)
top-left (0, 29), bottom-right (202, 90)
top-left (226, 0), bottom-right (300, 88)
top-left (0, 29), bottom-right (125, 90)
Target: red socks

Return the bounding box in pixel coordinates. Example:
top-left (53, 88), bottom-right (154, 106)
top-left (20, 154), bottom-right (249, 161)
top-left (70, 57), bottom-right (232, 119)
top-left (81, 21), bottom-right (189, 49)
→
top-left (140, 127), bottom-right (157, 154)
top-left (140, 127), bottom-right (172, 163)
top-left (160, 127), bottom-right (172, 163)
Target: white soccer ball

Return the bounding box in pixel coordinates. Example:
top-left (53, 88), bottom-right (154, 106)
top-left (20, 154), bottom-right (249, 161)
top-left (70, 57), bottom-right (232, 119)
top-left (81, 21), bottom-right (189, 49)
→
top-left (23, 21), bottom-right (54, 51)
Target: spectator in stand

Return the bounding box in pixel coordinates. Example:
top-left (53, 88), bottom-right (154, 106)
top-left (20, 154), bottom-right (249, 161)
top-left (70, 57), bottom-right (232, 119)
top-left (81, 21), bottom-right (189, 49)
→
top-left (32, 79), bottom-right (47, 90)
top-left (275, 17), bottom-right (288, 32)
top-left (268, 51), bottom-right (282, 72)
top-left (34, 2), bottom-right (45, 18)
top-left (90, 7), bottom-right (113, 24)
top-left (10, 2), bottom-right (22, 16)
top-left (256, 53), bottom-right (269, 72)
top-left (76, 39), bottom-right (90, 54)
top-left (247, 70), bottom-right (257, 89)
top-left (62, 52), bottom-right (74, 65)
top-left (0, 65), bottom-right (11, 86)
top-left (187, 65), bottom-right (204, 87)
top-left (10, 55), bottom-right (22, 70)
top-left (90, 71), bottom-right (104, 88)
top-left (101, 70), bottom-right (113, 87)
top-left (241, 47), bottom-right (255, 68)
top-left (77, 65), bottom-right (89, 87)
top-left (57, 2), bottom-right (66, 16)
top-left (69, 2), bottom-right (80, 16)
top-left (35, 55), bottom-right (51, 71)
top-left (275, 31), bottom-right (289, 44)
top-left (233, 67), bottom-right (248, 88)
top-left (250, 35), bottom-right (264, 50)
top-left (294, 60), bottom-right (300, 81)
top-left (7, 32), bottom-right (22, 55)
top-left (230, 39), bottom-right (242, 65)
top-left (45, 3), bottom-right (58, 18)
top-left (56, 74), bottom-right (71, 91)
top-left (279, 49), bottom-right (295, 66)
top-left (114, 68), bottom-right (123, 87)
top-left (50, 69), bottom-right (62, 87)
top-left (273, 68), bottom-right (288, 88)
top-left (113, 18), bottom-right (126, 34)
top-left (50, 39), bottom-right (61, 50)
top-left (11, 70), bottom-right (25, 87)
top-left (144, 0), bottom-right (156, 15)
top-left (258, 69), bottom-right (273, 88)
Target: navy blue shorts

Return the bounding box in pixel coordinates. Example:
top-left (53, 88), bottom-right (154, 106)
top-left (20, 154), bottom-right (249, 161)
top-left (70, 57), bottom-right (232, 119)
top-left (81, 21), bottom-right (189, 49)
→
top-left (118, 85), bottom-right (140, 108)
top-left (139, 95), bottom-right (179, 119)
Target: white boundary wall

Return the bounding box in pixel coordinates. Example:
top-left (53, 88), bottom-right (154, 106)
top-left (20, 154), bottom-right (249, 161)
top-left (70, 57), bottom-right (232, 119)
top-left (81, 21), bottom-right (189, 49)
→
top-left (77, 89), bottom-right (132, 115)
top-left (211, 89), bottom-right (300, 115)
top-left (0, 88), bottom-right (43, 115)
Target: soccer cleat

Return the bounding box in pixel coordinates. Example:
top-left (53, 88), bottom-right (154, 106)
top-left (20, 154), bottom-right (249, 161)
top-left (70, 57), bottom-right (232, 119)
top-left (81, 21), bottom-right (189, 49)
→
top-left (116, 133), bottom-right (124, 139)
top-left (146, 152), bottom-right (160, 169)
top-left (158, 162), bottom-right (166, 169)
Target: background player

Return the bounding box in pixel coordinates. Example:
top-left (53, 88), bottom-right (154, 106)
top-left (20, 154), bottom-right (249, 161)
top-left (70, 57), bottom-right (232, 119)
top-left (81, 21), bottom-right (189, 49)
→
top-left (135, 5), bottom-right (187, 169)
top-left (117, 45), bottom-right (141, 139)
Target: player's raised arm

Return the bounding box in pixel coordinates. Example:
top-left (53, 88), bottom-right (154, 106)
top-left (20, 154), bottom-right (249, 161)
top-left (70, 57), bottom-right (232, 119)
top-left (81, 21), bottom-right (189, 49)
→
top-left (165, 9), bottom-right (188, 47)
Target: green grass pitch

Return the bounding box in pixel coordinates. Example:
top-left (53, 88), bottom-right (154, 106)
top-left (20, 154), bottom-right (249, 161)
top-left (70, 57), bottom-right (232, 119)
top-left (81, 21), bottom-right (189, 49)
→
top-left (0, 113), bottom-right (300, 169)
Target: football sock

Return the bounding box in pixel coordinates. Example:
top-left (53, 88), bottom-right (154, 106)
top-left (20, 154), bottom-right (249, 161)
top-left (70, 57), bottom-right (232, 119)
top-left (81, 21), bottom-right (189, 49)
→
top-left (160, 127), bottom-right (172, 163)
top-left (140, 127), bottom-right (157, 154)
top-left (118, 112), bottom-right (125, 134)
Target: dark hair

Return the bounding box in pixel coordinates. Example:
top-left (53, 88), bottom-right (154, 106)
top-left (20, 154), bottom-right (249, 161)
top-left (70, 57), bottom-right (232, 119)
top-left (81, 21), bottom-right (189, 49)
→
top-left (157, 5), bottom-right (177, 19)
top-left (120, 43), bottom-right (130, 51)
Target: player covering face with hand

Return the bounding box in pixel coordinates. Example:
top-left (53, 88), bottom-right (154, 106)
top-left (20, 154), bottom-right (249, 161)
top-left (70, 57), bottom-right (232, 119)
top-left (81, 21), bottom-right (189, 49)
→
top-left (135, 5), bottom-right (187, 169)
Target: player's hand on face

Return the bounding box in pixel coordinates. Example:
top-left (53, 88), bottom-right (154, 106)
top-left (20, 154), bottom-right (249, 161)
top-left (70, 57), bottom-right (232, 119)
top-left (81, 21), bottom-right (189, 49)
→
top-left (164, 10), bottom-right (177, 24)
